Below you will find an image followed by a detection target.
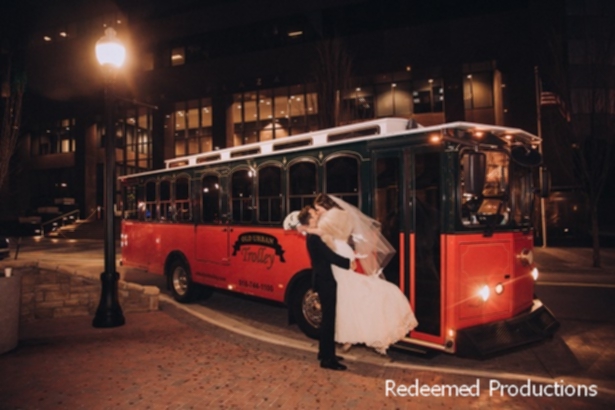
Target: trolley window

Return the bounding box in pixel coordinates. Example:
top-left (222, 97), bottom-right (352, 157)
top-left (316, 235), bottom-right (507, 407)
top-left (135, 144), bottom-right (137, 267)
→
top-left (232, 169), bottom-right (253, 223)
top-left (288, 161), bottom-right (317, 212)
top-left (202, 175), bottom-right (221, 223)
top-left (124, 185), bottom-right (139, 220)
top-left (145, 180), bottom-right (156, 221)
top-left (160, 180), bottom-right (172, 221)
top-left (325, 156), bottom-right (359, 206)
top-left (258, 165), bottom-right (282, 223)
top-left (175, 176), bottom-right (191, 222)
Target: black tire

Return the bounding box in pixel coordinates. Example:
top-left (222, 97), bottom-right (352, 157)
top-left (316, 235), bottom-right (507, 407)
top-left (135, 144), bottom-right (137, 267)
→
top-left (168, 258), bottom-right (199, 303)
top-left (290, 276), bottom-right (321, 340)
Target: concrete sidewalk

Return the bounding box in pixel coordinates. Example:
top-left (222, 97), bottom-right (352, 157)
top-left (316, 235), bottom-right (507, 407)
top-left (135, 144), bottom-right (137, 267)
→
top-left (534, 246), bottom-right (615, 285)
top-left (534, 246), bottom-right (615, 272)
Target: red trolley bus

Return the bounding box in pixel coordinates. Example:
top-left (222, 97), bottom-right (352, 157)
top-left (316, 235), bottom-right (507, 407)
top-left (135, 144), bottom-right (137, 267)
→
top-left (119, 118), bottom-right (558, 357)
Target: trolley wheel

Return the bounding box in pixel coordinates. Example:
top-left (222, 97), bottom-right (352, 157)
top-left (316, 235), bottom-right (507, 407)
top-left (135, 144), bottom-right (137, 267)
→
top-left (290, 276), bottom-right (321, 340)
top-left (168, 259), bottom-right (199, 303)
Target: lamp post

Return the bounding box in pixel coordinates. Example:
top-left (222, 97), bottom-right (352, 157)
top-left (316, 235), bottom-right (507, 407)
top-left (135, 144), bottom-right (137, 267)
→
top-left (93, 27), bottom-right (126, 328)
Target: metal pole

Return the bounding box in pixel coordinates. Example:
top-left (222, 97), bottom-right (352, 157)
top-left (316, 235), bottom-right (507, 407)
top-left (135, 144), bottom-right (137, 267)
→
top-left (93, 73), bottom-right (125, 328)
top-left (534, 66), bottom-right (548, 248)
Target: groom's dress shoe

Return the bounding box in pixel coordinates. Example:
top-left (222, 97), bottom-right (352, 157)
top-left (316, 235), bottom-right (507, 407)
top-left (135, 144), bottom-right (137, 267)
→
top-left (317, 354), bottom-right (344, 361)
top-left (320, 360), bottom-right (347, 371)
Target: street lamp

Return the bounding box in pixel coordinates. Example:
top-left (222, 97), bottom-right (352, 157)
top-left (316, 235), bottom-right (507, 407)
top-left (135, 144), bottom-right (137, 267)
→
top-left (93, 27), bottom-right (126, 328)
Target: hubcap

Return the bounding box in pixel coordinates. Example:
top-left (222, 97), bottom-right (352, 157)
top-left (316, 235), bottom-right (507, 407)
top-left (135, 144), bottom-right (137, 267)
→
top-left (302, 289), bottom-right (322, 328)
top-left (172, 266), bottom-right (188, 296)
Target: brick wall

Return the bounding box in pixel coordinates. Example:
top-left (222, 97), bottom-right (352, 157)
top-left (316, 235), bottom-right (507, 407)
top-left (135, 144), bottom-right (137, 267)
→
top-left (2, 262), bottom-right (159, 321)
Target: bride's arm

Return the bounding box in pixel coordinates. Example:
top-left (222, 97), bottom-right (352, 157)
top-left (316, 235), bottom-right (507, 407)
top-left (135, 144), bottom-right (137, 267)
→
top-left (296, 225), bottom-right (323, 236)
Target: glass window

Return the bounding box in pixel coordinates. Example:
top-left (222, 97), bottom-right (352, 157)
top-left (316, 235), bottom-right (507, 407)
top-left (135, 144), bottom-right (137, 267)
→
top-left (243, 93), bottom-right (259, 145)
top-left (483, 151), bottom-right (509, 196)
top-left (231, 84), bottom-right (319, 145)
top-left (232, 93), bottom-right (245, 147)
top-left (393, 82), bottom-right (412, 117)
top-left (288, 160), bottom-right (317, 211)
top-left (123, 185), bottom-right (138, 220)
top-left (160, 180), bottom-right (172, 221)
top-left (231, 169), bottom-right (253, 223)
top-left (171, 46), bottom-right (185, 66)
top-left (137, 108), bottom-right (152, 170)
top-left (30, 119), bottom-right (76, 156)
top-left (258, 165), bottom-right (282, 223)
top-left (186, 101), bottom-right (200, 154)
top-left (136, 184), bottom-right (146, 220)
top-left (145, 180), bottom-right (156, 221)
top-left (510, 166), bottom-right (533, 226)
top-left (413, 151), bottom-right (441, 336)
top-left (305, 85), bottom-right (319, 132)
top-left (341, 87), bottom-right (374, 123)
top-left (174, 106), bottom-right (187, 156)
top-left (272, 87), bottom-right (290, 139)
top-left (413, 79), bottom-right (444, 113)
top-left (202, 175), bottom-right (221, 223)
top-left (325, 156), bottom-right (359, 206)
top-left (463, 72), bottom-right (493, 109)
top-left (175, 176), bottom-right (191, 222)
top-left (119, 106), bottom-right (153, 175)
top-left (59, 119), bottom-right (75, 153)
top-left (173, 99), bottom-right (213, 157)
top-left (375, 84), bottom-right (394, 117)
top-left (375, 156), bottom-right (400, 237)
top-left (460, 150), bottom-right (510, 227)
top-left (288, 84), bottom-right (307, 135)
top-left (259, 89), bottom-right (274, 142)
top-left (375, 155), bottom-right (401, 285)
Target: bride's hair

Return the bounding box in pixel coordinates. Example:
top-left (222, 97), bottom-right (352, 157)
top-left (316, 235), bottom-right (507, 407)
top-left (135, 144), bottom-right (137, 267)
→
top-left (314, 193), bottom-right (341, 210)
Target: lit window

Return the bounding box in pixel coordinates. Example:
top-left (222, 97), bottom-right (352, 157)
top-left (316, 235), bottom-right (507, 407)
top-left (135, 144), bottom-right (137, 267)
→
top-left (171, 47), bottom-right (185, 66)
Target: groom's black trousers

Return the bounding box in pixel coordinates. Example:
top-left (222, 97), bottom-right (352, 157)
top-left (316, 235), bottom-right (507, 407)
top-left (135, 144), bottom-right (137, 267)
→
top-left (305, 234), bottom-right (350, 362)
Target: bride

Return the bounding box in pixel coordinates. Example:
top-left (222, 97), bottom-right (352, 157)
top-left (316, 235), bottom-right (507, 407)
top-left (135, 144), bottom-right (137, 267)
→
top-left (299, 194), bottom-right (418, 355)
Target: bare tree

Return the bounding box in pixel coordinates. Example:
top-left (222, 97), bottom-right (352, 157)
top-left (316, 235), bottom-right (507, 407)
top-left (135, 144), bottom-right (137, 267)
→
top-left (542, 3), bottom-right (615, 267)
top-left (0, 52), bottom-right (25, 192)
top-left (313, 38), bottom-right (353, 129)
top-left (1, 0), bottom-right (27, 196)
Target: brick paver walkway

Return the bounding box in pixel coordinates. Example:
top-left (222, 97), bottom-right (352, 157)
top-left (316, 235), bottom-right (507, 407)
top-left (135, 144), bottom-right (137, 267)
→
top-left (1, 304), bottom-right (613, 410)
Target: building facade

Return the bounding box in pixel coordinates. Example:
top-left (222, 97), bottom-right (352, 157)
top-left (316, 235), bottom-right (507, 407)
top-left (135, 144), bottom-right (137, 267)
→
top-left (3, 0), bottom-right (564, 222)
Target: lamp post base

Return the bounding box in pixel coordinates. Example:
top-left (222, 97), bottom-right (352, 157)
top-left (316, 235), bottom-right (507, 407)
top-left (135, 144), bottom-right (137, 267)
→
top-left (92, 270), bottom-right (125, 328)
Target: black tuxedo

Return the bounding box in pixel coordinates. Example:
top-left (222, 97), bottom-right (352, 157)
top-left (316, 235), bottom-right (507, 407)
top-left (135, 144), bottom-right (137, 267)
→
top-left (305, 234), bottom-right (350, 362)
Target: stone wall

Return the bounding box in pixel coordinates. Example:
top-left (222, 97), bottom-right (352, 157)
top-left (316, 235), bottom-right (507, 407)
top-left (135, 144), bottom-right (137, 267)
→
top-left (1, 262), bottom-right (159, 321)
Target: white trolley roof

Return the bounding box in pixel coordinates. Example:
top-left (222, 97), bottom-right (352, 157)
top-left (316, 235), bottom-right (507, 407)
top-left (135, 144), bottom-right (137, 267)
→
top-left (120, 118), bottom-right (540, 181)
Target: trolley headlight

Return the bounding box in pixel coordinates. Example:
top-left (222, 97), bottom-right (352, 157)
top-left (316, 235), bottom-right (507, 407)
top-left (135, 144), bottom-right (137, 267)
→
top-left (494, 283), bottom-right (504, 295)
top-left (478, 285), bottom-right (490, 302)
top-left (531, 267), bottom-right (539, 281)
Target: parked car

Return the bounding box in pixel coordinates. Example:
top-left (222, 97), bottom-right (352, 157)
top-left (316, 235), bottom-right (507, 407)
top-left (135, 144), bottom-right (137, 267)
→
top-left (0, 236), bottom-right (9, 260)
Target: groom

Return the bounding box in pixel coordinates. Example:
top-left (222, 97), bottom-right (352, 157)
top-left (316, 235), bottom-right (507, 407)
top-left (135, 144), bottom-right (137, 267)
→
top-left (298, 206), bottom-right (356, 371)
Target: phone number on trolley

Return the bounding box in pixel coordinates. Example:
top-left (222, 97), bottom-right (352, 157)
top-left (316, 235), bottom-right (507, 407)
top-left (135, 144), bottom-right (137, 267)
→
top-left (238, 279), bottom-right (274, 292)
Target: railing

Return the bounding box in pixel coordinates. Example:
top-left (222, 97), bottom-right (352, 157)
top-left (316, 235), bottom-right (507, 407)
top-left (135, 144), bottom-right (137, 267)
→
top-left (40, 209), bottom-right (81, 237)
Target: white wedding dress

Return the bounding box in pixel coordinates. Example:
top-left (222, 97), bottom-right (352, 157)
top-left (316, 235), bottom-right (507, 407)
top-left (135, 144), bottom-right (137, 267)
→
top-left (331, 239), bottom-right (418, 352)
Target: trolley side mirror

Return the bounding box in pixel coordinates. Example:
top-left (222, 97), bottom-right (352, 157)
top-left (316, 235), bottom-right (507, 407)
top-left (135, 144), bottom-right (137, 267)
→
top-left (540, 167), bottom-right (551, 198)
top-left (463, 151), bottom-right (486, 196)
